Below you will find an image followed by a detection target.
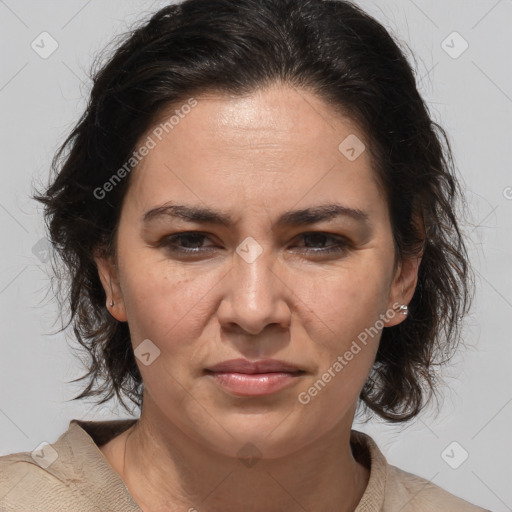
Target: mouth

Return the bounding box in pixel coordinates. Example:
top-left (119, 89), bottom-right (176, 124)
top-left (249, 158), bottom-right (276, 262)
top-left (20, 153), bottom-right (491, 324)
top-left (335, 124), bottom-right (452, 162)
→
top-left (205, 358), bottom-right (303, 374)
top-left (204, 359), bottom-right (306, 397)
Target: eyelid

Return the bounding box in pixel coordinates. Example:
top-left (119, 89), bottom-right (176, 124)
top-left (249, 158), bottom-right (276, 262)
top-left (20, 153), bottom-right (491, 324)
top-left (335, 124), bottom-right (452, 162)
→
top-left (157, 231), bottom-right (217, 250)
top-left (158, 230), bottom-right (352, 255)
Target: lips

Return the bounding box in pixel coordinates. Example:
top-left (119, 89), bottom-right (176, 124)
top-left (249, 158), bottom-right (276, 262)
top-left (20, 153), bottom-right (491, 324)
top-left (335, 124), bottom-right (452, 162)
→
top-left (204, 358), bottom-right (305, 396)
top-left (205, 358), bottom-right (304, 375)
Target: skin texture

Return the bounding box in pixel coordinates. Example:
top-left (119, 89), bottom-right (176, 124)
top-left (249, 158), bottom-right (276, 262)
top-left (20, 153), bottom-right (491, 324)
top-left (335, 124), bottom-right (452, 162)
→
top-left (95, 83), bottom-right (421, 512)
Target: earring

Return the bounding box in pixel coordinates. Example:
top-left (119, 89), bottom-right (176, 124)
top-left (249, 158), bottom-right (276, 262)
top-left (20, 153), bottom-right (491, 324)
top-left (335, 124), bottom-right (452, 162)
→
top-left (109, 299), bottom-right (115, 307)
top-left (398, 304), bottom-right (408, 316)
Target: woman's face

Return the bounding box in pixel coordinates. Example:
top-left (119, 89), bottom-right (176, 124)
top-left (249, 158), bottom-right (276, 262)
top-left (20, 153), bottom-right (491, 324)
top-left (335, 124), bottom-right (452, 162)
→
top-left (97, 84), bottom-right (418, 458)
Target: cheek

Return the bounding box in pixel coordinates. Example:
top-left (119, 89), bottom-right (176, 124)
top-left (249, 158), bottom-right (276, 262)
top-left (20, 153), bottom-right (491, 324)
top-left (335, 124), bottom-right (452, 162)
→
top-left (299, 260), bottom-right (393, 338)
top-left (119, 258), bottom-right (213, 347)
top-left (296, 260), bottom-right (392, 379)
top-left (120, 245), bottom-right (394, 353)
top-left (293, 273), bottom-right (386, 423)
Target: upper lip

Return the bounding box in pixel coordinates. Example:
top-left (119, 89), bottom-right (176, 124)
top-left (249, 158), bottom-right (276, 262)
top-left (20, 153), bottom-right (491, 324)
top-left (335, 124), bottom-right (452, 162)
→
top-left (206, 358), bottom-right (303, 374)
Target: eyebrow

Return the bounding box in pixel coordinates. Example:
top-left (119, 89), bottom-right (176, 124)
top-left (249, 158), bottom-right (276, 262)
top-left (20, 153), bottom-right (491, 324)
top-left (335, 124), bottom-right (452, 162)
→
top-left (143, 202), bottom-right (369, 228)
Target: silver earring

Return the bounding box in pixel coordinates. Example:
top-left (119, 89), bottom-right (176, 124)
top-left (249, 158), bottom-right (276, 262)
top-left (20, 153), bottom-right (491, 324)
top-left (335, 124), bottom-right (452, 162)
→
top-left (398, 304), bottom-right (408, 316)
top-left (109, 299), bottom-right (115, 307)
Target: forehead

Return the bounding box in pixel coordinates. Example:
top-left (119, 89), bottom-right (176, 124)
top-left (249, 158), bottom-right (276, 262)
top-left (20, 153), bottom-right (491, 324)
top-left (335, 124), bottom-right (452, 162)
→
top-left (146, 85), bottom-right (364, 159)
top-left (125, 84), bottom-right (383, 216)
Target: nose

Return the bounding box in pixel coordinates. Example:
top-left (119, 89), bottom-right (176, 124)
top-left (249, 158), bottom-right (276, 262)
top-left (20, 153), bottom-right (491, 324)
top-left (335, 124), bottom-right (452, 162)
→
top-left (217, 241), bottom-right (291, 336)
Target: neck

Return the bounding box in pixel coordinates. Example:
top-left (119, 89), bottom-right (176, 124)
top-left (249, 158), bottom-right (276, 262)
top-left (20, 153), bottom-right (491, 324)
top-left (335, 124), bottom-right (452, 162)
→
top-left (106, 403), bottom-right (370, 512)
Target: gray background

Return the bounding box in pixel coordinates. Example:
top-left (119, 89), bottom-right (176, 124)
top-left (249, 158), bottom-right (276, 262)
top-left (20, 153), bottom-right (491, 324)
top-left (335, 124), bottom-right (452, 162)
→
top-left (0, 1), bottom-right (511, 510)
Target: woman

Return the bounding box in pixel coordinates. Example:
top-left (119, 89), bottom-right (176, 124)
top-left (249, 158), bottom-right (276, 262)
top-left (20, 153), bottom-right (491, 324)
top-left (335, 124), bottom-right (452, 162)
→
top-left (0, 0), bottom-right (490, 510)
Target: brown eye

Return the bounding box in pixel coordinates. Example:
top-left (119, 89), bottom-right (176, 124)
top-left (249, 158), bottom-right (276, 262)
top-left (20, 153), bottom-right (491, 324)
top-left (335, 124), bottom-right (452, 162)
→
top-left (293, 233), bottom-right (350, 255)
top-left (160, 232), bottom-right (217, 254)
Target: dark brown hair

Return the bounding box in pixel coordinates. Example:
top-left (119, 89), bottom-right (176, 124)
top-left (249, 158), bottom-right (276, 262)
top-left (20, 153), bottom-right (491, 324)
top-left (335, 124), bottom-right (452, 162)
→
top-left (35, 0), bottom-right (473, 422)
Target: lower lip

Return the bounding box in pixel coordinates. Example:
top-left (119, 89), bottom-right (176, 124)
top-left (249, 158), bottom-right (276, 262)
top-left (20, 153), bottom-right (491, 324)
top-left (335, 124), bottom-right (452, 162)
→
top-left (207, 371), bottom-right (303, 396)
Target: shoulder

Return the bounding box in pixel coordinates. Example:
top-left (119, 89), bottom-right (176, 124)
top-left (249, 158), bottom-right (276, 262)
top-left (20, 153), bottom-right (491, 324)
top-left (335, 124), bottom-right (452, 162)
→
top-left (0, 448), bottom-right (80, 511)
top-left (0, 419), bottom-right (140, 512)
top-left (385, 463), bottom-right (490, 511)
top-left (350, 430), bottom-right (490, 512)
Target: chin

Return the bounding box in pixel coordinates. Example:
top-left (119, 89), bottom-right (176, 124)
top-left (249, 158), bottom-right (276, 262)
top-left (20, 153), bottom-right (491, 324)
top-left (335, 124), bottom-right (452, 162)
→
top-left (192, 415), bottom-right (311, 460)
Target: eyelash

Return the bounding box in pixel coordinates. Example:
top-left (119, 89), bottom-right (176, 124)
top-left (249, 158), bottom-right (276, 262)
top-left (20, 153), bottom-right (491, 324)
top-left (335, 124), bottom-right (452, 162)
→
top-left (159, 231), bottom-right (350, 256)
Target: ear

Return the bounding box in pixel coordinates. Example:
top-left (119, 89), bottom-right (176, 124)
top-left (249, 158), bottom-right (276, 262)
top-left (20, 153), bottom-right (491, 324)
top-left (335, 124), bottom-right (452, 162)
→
top-left (383, 252), bottom-right (422, 328)
top-left (94, 249), bottom-right (127, 322)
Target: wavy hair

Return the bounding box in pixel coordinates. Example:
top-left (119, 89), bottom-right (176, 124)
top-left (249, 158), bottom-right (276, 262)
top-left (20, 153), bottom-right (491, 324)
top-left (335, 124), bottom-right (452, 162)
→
top-left (35, 0), bottom-right (473, 422)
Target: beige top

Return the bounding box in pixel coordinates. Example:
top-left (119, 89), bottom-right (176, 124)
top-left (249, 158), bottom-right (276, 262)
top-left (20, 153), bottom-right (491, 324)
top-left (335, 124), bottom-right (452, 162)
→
top-left (0, 419), bottom-right (489, 511)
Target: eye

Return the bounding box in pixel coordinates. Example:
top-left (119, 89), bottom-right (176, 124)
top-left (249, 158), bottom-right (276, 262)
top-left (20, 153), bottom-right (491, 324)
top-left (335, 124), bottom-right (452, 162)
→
top-left (292, 232), bottom-right (350, 255)
top-left (158, 231), bottom-right (350, 257)
top-left (159, 232), bottom-right (217, 254)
